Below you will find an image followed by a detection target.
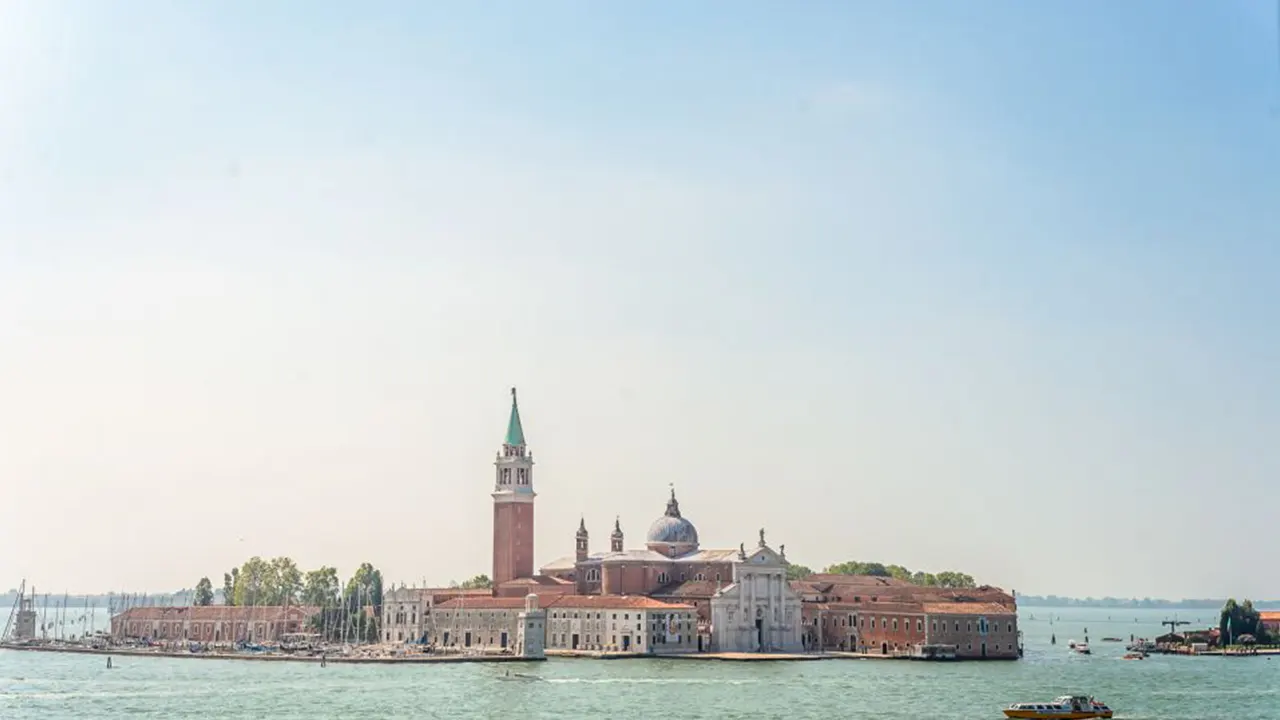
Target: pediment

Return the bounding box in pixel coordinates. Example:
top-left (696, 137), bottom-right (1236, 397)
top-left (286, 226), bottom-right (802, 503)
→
top-left (744, 546), bottom-right (784, 566)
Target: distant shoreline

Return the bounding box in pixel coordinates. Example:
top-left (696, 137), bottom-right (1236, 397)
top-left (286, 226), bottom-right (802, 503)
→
top-left (0, 643), bottom-right (543, 665)
top-left (1017, 597), bottom-right (1280, 610)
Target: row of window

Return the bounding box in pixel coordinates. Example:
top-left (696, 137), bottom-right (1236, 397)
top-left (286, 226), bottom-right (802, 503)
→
top-left (816, 615), bottom-right (1013, 635)
top-left (546, 632), bottom-right (691, 650)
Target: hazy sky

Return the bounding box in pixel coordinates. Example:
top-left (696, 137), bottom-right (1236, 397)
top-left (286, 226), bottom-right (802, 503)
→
top-left (2, 0), bottom-right (1278, 600)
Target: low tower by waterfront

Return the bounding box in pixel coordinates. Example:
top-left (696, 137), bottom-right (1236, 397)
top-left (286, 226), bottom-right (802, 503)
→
top-left (515, 593), bottom-right (546, 658)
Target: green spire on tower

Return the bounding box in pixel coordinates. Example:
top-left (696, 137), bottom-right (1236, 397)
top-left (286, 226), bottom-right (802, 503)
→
top-left (504, 387), bottom-right (526, 446)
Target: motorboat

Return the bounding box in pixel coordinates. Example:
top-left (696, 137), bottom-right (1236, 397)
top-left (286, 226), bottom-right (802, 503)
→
top-left (1071, 643), bottom-right (1091, 655)
top-left (1003, 695), bottom-right (1114, 719)
top-left (1122, 652), bottom-right (1145, 660)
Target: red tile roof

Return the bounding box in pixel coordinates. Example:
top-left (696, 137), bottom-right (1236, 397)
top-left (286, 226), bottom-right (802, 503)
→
top-left (551, 595), bottom-right (694, 611)
top-left (922, 602), bottom-right (1015, 616)
top-left (650, 580), bottom-right (721, 598)
top-left (433, 597), bottom-right (531, 610)
top-left (800, 574), bottom-right (915, 587)
top-left (1259, 611), bottom-right (1280, 621)
top-left (496, 575), bottom-right (574, 587)
top-left (113, 605), bottom-right (319, 621)
top-left (827, 601), bottom-right (925, 614)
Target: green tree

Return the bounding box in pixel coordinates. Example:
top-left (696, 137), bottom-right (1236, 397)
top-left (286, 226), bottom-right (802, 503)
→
top-left (934, 571), bottom-right (976, 589)
top-left (912, 571), bottom-right (939, 586)
top-left (786, 564), bottom-right (814, 581)
top-left (1220, 598), bottom-right (1269, 645)
top-left (820, 561), bottom-right (976, 587)
top-left (458, 574), bottom-right (492, 590)
top-left (344, 563), bottom-right (384, 614)
top-left (194, 577), bottom-right (214, 606)
top-left (233, 556), bottom-right (272, 606)
top-left (268, 557), bottom-right (303, 605)
top-left (824, 561), bottom-right (890, 577)
top-left (302, 567), bottom-right (341, 607)
top-left (222, 569), bottom-right (238, 606)
top-left (885, 565), bottom-right (913, 581)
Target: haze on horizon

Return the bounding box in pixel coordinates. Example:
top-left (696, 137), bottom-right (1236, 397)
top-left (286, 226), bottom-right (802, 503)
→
top-left (2, 0), bottom-right (1277, 601)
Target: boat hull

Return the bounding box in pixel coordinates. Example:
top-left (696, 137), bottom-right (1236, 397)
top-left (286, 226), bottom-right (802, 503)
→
top-left (1003, 707), bottom-right (1116, 712)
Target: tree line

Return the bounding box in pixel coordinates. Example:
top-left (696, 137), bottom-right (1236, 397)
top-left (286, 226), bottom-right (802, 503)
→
top-left (784, 560), bottom-right (977, 588)
top-left (191, 557), bottom-right (384, 611)
top-left (190, 557), bottom-right (386, 643)
top-left (1220, 599), bottom-right (1273, 645)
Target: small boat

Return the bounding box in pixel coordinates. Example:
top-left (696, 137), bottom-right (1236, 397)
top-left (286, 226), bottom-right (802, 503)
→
top-left (1003, 695), bottom-right (1114, 719)
top-left (1071, 643), bottom-right (1091, 655)
top-left (1101, 637), bottom-right (1122, 642)
top-left (1122, 652), bottom-right (1144, 660)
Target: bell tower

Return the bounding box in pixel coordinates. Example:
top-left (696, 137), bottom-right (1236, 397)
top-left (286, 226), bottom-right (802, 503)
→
top-left (493, 387), bottom-right (536, 587)
top-left (575, 518), bottom-right (589, 563)
top-left (610, 516), bottom-right (624, 553)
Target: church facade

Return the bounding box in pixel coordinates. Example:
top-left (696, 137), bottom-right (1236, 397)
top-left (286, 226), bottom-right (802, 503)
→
top-left (708, 538), bottom-right (804, 652)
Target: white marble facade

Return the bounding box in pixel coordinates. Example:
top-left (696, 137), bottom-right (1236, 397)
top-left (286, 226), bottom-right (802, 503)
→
top-left (709, 537), bottom-right (803, 653)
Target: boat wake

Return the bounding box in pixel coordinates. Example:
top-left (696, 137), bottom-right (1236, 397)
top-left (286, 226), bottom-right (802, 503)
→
top-left (543, 677), bottom-right (757, 685)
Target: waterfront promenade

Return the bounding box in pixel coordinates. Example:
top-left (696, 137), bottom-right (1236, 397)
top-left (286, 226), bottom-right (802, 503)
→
top-left (4, 643), bottom-right (918, 665)
top-left (5, 614), bottom-right (1280, 720)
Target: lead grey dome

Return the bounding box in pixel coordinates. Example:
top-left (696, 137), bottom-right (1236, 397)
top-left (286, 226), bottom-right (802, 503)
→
top-left (645, 490), bottom-right (699, 546)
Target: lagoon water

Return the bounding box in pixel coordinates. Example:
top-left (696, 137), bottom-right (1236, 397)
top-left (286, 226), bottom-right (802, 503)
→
top-left (3, 607), bottom-right (1277, 719)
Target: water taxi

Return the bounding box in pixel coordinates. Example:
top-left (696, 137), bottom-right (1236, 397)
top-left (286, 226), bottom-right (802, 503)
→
top-left (1003, 696), bottom-right (1113, 719)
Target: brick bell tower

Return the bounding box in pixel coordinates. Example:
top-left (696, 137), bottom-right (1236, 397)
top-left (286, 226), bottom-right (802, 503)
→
top-left (492, 387), bottom-right (535, 588)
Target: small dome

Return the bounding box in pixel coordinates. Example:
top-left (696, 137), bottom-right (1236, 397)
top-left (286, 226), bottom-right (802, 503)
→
top-left (645, 489), bottom-right (699, 546)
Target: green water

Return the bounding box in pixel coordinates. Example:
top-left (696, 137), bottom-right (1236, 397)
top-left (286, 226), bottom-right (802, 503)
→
top-left (3, 607), bottom-right (1276, 719)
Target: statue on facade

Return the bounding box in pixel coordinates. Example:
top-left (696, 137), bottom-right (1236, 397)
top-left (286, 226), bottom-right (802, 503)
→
top-left (738, 542), bottom-right (746, 560)
top-left (758, 528), bottom-right (766, 547)
top-left (779, 544), bottom-right (786, 559)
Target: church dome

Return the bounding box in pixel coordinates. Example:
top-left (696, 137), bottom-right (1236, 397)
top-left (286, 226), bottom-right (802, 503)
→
top-left (645, 490), bottom-right (699, 547)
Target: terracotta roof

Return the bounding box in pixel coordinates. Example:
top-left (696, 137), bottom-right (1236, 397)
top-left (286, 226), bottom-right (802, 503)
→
top-left (384, 587), bottom-right (491, 600)
top-left (922, 602), bottom-right (1015, 616)
top-left (825, 601), bottom-right (924, 614)
top-left (433, 597), bottom-right (531, 610)
top-left (801, 574), bottom-right (915, 587)
top-left (650, 580), bottom-right (722, 598)
top-left (114, 605), bottom-right (319, 621)
top-left (550, 595), bottom-right (694, 611)
top-left (540, 556), bottom-right (578, 571)
top-left (1259, 611), bottom-right (1280, 621)
top-left (497, 575), bottom-right (573, 587)
top-left (673, 548), bottom-right (740, 563)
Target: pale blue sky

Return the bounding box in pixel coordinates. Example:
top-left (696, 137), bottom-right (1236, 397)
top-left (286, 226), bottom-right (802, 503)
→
top-left (1, 1), bottom-right (1277, 599)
